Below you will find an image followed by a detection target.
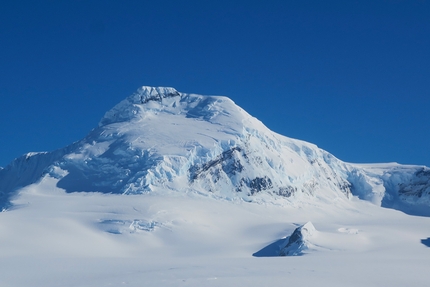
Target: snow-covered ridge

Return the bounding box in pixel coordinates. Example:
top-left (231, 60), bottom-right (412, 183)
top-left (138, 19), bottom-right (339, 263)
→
top-left (0, 150), bottom-right (66, 207)
top-left (1, 86), bottom-right (429, 213)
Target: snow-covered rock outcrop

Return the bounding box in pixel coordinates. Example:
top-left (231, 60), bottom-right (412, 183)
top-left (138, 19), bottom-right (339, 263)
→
top-left (0, 86), bottom-right (429, 212)
top-left (279, 222), bottom-right (316, 256)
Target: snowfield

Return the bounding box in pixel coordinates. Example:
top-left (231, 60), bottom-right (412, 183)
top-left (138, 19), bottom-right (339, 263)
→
top-left (1, 86), bottom-right (430, 286)
top-left (1, 176), bottom-right (430, 286)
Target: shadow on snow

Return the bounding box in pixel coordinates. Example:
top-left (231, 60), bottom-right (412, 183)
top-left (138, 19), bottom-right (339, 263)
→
top-left (253, 238), bottom-right (289, 257)
top-left (421, 238), bottom-right (430, 247)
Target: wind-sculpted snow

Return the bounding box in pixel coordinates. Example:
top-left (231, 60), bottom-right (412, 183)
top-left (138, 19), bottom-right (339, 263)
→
top-left (1, 86), bottom-right (429, 213)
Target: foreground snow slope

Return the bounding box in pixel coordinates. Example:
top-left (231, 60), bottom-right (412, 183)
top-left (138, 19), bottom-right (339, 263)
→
top-left (0, 177), bottom-right (429, 287)
top-left (1, 86), bottom-right (429, 213)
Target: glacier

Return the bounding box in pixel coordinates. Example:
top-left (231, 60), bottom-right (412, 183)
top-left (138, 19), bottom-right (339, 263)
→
top-left (0, 86), bottom-right (429, 214)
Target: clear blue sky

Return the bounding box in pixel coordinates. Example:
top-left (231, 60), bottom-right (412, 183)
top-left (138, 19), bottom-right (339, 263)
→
top-left (1, 0), bottom-right (429, 167)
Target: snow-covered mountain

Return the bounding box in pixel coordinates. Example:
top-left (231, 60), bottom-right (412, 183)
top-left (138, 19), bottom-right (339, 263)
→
top-left (1, 86), bottom-right (429, 212)
top-left (1, 86), bottom-right (430, 287)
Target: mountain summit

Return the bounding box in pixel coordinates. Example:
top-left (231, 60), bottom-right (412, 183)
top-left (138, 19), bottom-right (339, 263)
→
top-left (1, 86), bottom-right (429, 212)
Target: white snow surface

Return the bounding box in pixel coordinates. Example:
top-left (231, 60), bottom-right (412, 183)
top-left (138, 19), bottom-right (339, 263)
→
top-left (0, 86), bottom-right (430, 286)
top-left (1, 176), bottom-right (430, 286)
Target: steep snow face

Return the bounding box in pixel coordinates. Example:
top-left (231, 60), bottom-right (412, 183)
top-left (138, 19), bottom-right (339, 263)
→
top-left (0, 86), bottom-right (429, 211)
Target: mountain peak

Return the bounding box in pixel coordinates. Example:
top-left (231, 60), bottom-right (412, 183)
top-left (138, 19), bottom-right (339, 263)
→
top-left (99, 86), bottom-right (181, 126)
top-left (131, 86), bottom-right (180, 104)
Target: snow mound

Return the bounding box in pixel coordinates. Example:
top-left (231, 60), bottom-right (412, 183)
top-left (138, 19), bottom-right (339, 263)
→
top-left (337, 227), bottom-right (359, 234)
top-left (99, 219), bottom-right (162, 234)
top-left (279, 222), bottom-right (316, 256)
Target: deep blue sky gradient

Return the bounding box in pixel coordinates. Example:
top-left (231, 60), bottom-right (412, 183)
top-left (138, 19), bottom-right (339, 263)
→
top-left (1, 0), bottom-right (429, 167)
